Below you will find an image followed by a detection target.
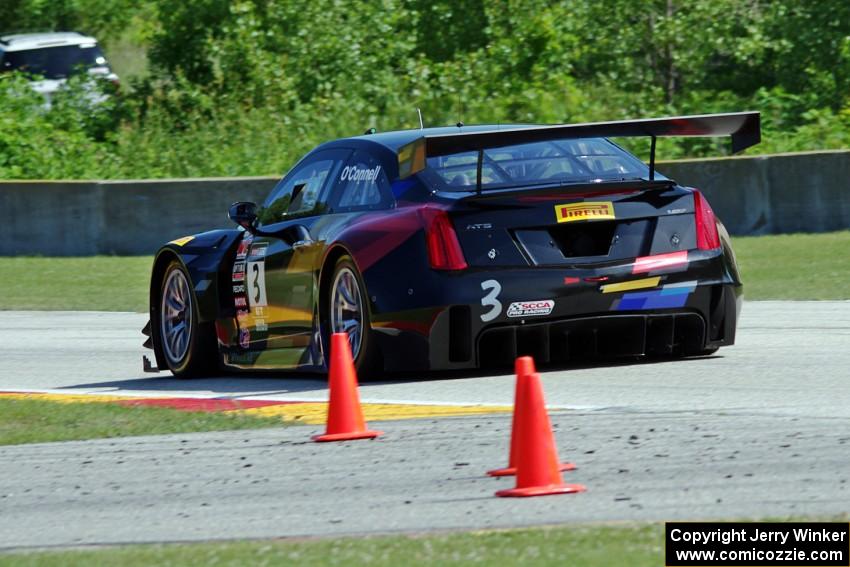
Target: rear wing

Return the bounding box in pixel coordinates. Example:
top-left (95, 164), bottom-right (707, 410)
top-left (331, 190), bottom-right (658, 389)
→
top-left (397, 111), bottom-right (761, 187)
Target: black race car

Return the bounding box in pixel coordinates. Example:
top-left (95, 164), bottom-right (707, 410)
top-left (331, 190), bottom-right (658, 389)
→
top-left (142, 112), bottom-right (759, 378)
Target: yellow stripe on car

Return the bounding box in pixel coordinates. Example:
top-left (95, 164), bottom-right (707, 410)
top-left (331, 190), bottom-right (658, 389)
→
top-left (600, 276), bottom-right (661, 294)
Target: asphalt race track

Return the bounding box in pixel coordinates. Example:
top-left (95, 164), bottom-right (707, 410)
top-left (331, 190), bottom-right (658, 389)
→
top-left (0, 301), bottom-right (848, 549)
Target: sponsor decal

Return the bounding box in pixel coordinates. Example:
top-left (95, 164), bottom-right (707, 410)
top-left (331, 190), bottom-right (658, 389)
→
top-left (236, 308), bottom-right (249, 320)
top-left (255, 319), bottom-right (268, 332)
top-left (236, 238), bottom-right (252, 259)
top-left (249, 243), bottom-right (268, 258)
top-left (340, 164), bottom-right (381, 183)
top-left (612, 281), bottom-right (697, 311)
top-left (253, 306), bottom-right (265, 317)
top-left (247, 256), bottom-right (268, 308)
top-left (632, 251), bottom-right (689, 274)
top-left (600, 276), bottom-right (661, 294)
top-left (232, 261), bottom-right (246, 282)
top-left (169, 236), bottom-right (195, 247)
top-left (555, 201), bottom-right (615, 223)
top-left (465, 223), bottom-right (493, 231)
top-left (232, 284), bottom-right (246, 294)
top-left (239, 328), bottom-right (250, 349)
top-left (225, 351), bottom-right (261, 365)
top-left (507, 299), bottom-right (555, 318)
top-left (234, 296), bottom-right (247, 308)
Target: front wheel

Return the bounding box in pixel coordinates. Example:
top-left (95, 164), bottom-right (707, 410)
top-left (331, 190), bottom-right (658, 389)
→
top-left (157, 261), bottom-right (216, 377)
top-left (327, 256), bottom-right (380, 379)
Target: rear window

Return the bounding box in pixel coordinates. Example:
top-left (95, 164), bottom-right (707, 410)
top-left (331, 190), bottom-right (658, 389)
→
top-left (1, 44), bottom-right (108, 80)
top-left (423, 137), bottom-right (650, 191)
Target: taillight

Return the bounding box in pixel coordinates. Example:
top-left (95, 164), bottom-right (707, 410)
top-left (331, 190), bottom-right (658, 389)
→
top-left (419, 208), bottom-right (468, 270)
top-left (692, 189), bottom-right (721, 250)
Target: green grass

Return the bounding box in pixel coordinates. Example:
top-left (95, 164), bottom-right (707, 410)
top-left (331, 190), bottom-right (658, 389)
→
top-left (0, 523), bottom-right (663, 566)
top-left (732, 230), bottom-right (850, 300)
top-left (2, 231), bottom-right (848, 313)
top-left (0, 398), bottom-right (283, 446)
top-left (1, 256), bottom-right (152, 312)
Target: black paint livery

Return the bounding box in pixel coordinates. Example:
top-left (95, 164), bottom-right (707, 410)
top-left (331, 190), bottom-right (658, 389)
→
top-left (143, 112), bottom-right (759, 377)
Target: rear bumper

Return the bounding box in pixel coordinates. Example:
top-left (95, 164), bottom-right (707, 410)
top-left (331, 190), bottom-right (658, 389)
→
top-left (427, 281), bottom-right (739, 371)
top-left (475, 310), bottom-right (714, 369)
top-left (371, 248), bottom-right (742, 372)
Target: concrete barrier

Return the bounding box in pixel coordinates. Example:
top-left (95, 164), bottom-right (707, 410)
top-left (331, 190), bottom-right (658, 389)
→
top-left (1, 151), bottom-right (848, 256)
top-left (0, 177), bottom-right (276, 255)
top-left (658, 150), bottom-right (850, 235)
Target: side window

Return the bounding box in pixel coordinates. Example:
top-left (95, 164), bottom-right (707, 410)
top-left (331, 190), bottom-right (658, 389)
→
top-left (258, 151), bottom-right (344, 226)
top-left (329, 152), bottom-right (394, 213)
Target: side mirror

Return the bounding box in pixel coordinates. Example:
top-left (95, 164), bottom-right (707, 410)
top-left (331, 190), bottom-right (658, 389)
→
top-left (228, 202), bottom-right (257, 231)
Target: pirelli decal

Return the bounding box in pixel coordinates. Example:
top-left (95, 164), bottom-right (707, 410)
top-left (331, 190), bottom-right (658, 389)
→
top-left (555, 201), bottom-right (615, 223)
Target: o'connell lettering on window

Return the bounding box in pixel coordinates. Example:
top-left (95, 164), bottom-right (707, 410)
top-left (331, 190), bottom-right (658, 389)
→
top-left (340, 165), bottom-right (381, 183)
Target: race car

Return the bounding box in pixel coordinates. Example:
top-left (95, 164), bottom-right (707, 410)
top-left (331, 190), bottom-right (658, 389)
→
top-left (142, 111), bottom-right (760, 378)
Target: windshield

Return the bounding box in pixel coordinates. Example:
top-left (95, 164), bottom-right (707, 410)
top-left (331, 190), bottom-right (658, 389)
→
top-left (424, 137), bottom-right (651, 191)
top-left (1, 44), bottom-right (108, 79)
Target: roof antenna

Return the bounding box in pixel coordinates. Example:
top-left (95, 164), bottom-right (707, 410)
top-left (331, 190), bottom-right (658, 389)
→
top-left (417, 108), bottom-right (424, 130)
top-left (455, 92), bottom-right (464, 128)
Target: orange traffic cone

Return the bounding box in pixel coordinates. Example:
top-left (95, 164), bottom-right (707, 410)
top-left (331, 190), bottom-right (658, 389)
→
top-left (487, 357), bottom-right (576, 477)
top-left (312, 333), bottom-right (383, 442)
top-left (496, 371), bottom-right (585, 497)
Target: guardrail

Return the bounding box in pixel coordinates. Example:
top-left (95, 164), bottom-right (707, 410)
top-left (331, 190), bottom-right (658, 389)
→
top-left (1, 150), bottom-right (848, 256)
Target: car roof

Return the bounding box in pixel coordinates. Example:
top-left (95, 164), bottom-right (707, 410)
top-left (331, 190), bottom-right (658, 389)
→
top-left (0, 32), bottom-right (98, 52)
top-left (342, 124), bottom-right (539, 153)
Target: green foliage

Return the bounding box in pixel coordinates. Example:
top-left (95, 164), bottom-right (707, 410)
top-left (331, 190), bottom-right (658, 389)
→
top-left (3, 0), bottom-right (850, 180)
top-left (0, 74), bottom-right (111, 178)
top-left (0, 0), bottom-right (137, 41)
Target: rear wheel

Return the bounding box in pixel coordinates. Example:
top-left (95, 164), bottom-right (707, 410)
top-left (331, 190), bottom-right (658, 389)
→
top-left (157, 261), bottom-right (216, 377)
top-left (327, 256), bottom-right (380, 379)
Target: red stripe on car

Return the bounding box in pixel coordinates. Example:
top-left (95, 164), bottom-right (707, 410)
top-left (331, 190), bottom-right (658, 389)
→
top-left (632, 251), bottom-right (689, 274)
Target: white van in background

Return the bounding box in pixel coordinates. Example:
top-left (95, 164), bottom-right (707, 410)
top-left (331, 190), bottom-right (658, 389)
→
top-left (0, 32), bottom-right (119, 106)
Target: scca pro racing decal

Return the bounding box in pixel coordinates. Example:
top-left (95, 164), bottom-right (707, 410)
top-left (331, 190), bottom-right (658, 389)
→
top-left (507, 300), bottom-right (555, 318)
top-left (247, 243), bottom-right (268, 308)
top-left (555, 201), bottom-right (615, 223)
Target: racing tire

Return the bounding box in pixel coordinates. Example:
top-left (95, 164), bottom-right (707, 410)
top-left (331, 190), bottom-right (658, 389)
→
top-left (326, 255), bottom-right (381, 380)
top-left (156, 260), bottom-right (217, 378)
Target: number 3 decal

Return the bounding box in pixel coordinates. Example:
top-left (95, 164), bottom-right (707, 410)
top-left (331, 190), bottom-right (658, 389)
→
top-left (480, 279), bottom-right (502, 322)
top-left (246, 259), bottom-right (268, 307)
